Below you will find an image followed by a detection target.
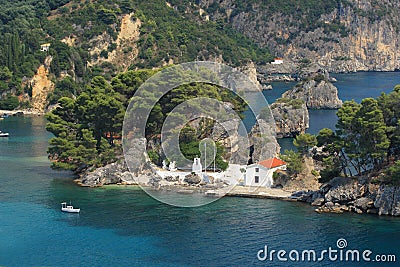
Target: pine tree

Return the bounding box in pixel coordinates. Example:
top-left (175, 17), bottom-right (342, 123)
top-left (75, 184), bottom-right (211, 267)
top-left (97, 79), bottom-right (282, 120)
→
top-left (293, 133), bottom-right (317, 155)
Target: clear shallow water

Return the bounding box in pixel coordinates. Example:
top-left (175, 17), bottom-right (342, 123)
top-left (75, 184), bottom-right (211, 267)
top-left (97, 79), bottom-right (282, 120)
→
top-left (0, 72), bottom-right (400, 267)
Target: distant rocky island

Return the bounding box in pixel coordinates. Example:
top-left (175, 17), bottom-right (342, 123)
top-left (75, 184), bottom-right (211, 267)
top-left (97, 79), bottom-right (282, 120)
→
top-left (270, 67), bottom-right (342, 137)
top-left (282, 78), bottom-right (343, 109)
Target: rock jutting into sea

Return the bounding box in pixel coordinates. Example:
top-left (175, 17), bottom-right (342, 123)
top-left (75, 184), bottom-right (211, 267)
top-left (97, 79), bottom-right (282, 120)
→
top-left (77, 160), bottom-right (138, 186)
top-left (270, 98), bottom-right (309, 138)
top-left (293, 176), bottom-right (400, 216)
top-left (238, 61), bottom-right (263, 90)
top-left (78, 137), bottom-right (158, 187)
top-left (282, 71), bottom-right (343, 109)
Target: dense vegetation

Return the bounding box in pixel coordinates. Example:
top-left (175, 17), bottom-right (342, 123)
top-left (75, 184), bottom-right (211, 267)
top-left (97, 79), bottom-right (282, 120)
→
top-left (0, 94), bottom-right (19, 110)
top-left (314, 85), bottom-right (400, 184)
top-left (46, 76), bottom-right (125, 170)
top-left (0, 0), bottom-right (272, 109)
top-left (0, 0), bottom-right (71, 92)
top-left (281, 133), bottom-right (317, 176)
top-left (46, 68), bottom-right (245, 171)
top-left (274, 98), bottom-right (305, 109)
top-left (132, 1), bottom-right (272, 68)
top-left (281, 85), bottom-right (400, 185)
top-left (0, 0), bottom-right (272, 78)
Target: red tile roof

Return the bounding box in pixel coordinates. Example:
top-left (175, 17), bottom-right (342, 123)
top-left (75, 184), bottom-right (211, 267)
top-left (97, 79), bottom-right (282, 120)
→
top-left (257, 157), bottom-right (286, 169)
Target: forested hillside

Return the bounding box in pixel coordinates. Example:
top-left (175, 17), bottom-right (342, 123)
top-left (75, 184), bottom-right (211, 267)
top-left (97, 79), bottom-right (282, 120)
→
top-left (0, 0), bottom-right (272, 109)
top-left (2, 0), bottom-right (400, 110)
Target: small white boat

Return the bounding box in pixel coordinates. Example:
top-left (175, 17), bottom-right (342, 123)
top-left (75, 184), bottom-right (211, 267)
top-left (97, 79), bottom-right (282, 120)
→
top-left (61, 202), bottom-right (80, 213)
top-left (0, 131), bottom-right (9, 137)
top-left (205, 190), bottom-right (221, 197)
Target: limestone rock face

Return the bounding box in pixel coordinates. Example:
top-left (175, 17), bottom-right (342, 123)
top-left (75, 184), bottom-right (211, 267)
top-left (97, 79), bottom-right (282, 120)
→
top-left (239, 61), bottom-right (262, 90)
top-left (198, 0), bottom-right (400, 72)
top-left (80, 161), bottom-right (129, 186)
top-left (212, 117), bottom-right (249, 165)
top-left (374, 185), bottom-right (400, 216)
top-left (294, 176), bottom-right (400, 216)
top-left (79, 158), bottom-right (156, 187)
top-left (88, 13), bottom-right (141, 71)
top-left (30, 56), bottom-right (54, 112)
top-left (270, 99), bottom-right (309, 138)
top-left (323, 177), bottom-right (364, 203)
top-left (248, 118), bottom-right (280, 163)
top-left (283, 79), bottom-right (342, 109)
top-left (184, 173), bottom-right (202, 185)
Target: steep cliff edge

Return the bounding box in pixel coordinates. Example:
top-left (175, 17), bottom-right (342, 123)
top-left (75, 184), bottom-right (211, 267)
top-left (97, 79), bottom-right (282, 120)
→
top-left (270, 98), bottom-right (309, 138)
top-left (282, 77), bottom-right (342, 109)
top-left (197, 0), bottom-right (400, 72)
top-left (30, 56), bottom-right (54, 112)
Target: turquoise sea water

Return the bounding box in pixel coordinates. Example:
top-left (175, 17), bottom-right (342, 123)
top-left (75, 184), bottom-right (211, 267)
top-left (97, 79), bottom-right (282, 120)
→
top-left (1, 73), bottom-right (400, 266)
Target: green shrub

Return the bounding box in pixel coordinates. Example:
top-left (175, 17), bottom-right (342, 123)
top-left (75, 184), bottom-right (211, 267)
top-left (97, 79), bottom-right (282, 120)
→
top-left (384, 161), bottom-right (400, 185)
top-left (0, 95), bottom-right (19, 110)
top-left (100, 50), bottom-right (109, 59)
top-left (319, 167), bottom-right (340, 183)
top-left (281, 150), bottom-right (303, 175)
top-left (19, 101), bottom-right (32, 109)
top-left (311, 169), bottom-right (319, 177)
top-left (148, 149), bottom-right (160, 163)
top-left (290, 99), bottom-right (304, 109)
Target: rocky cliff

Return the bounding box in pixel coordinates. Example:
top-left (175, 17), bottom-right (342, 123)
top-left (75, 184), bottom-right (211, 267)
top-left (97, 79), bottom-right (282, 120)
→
top-left (239, 61), bottom-right (265, 90)
top-left (270, 98), bottom-right (309, 138)
top-left (212, 117), bottom-right (250, 164)
top-left (282, 77), bottom-right (343, 109)
top-left (249, 117), bottom-right (281, 163)
top-left (197, 0), bottom-right (400, 72)
top-left (88, 13), bottom-right (141, 71)
top-left (30, 56), bottom-right (54, 111)
top-left (294, 176), bottom-right (400, 216)
top-left (78, 160), bottom-right (133, 186)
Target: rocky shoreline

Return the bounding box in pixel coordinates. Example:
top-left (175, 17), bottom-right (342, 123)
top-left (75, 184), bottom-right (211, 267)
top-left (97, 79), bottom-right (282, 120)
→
top-left (293, 176), bottom-right (400, 216)
top-left (76, 159), bottom-right (400, 217)
top-left (0, 109), bottom-right (45, 116)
